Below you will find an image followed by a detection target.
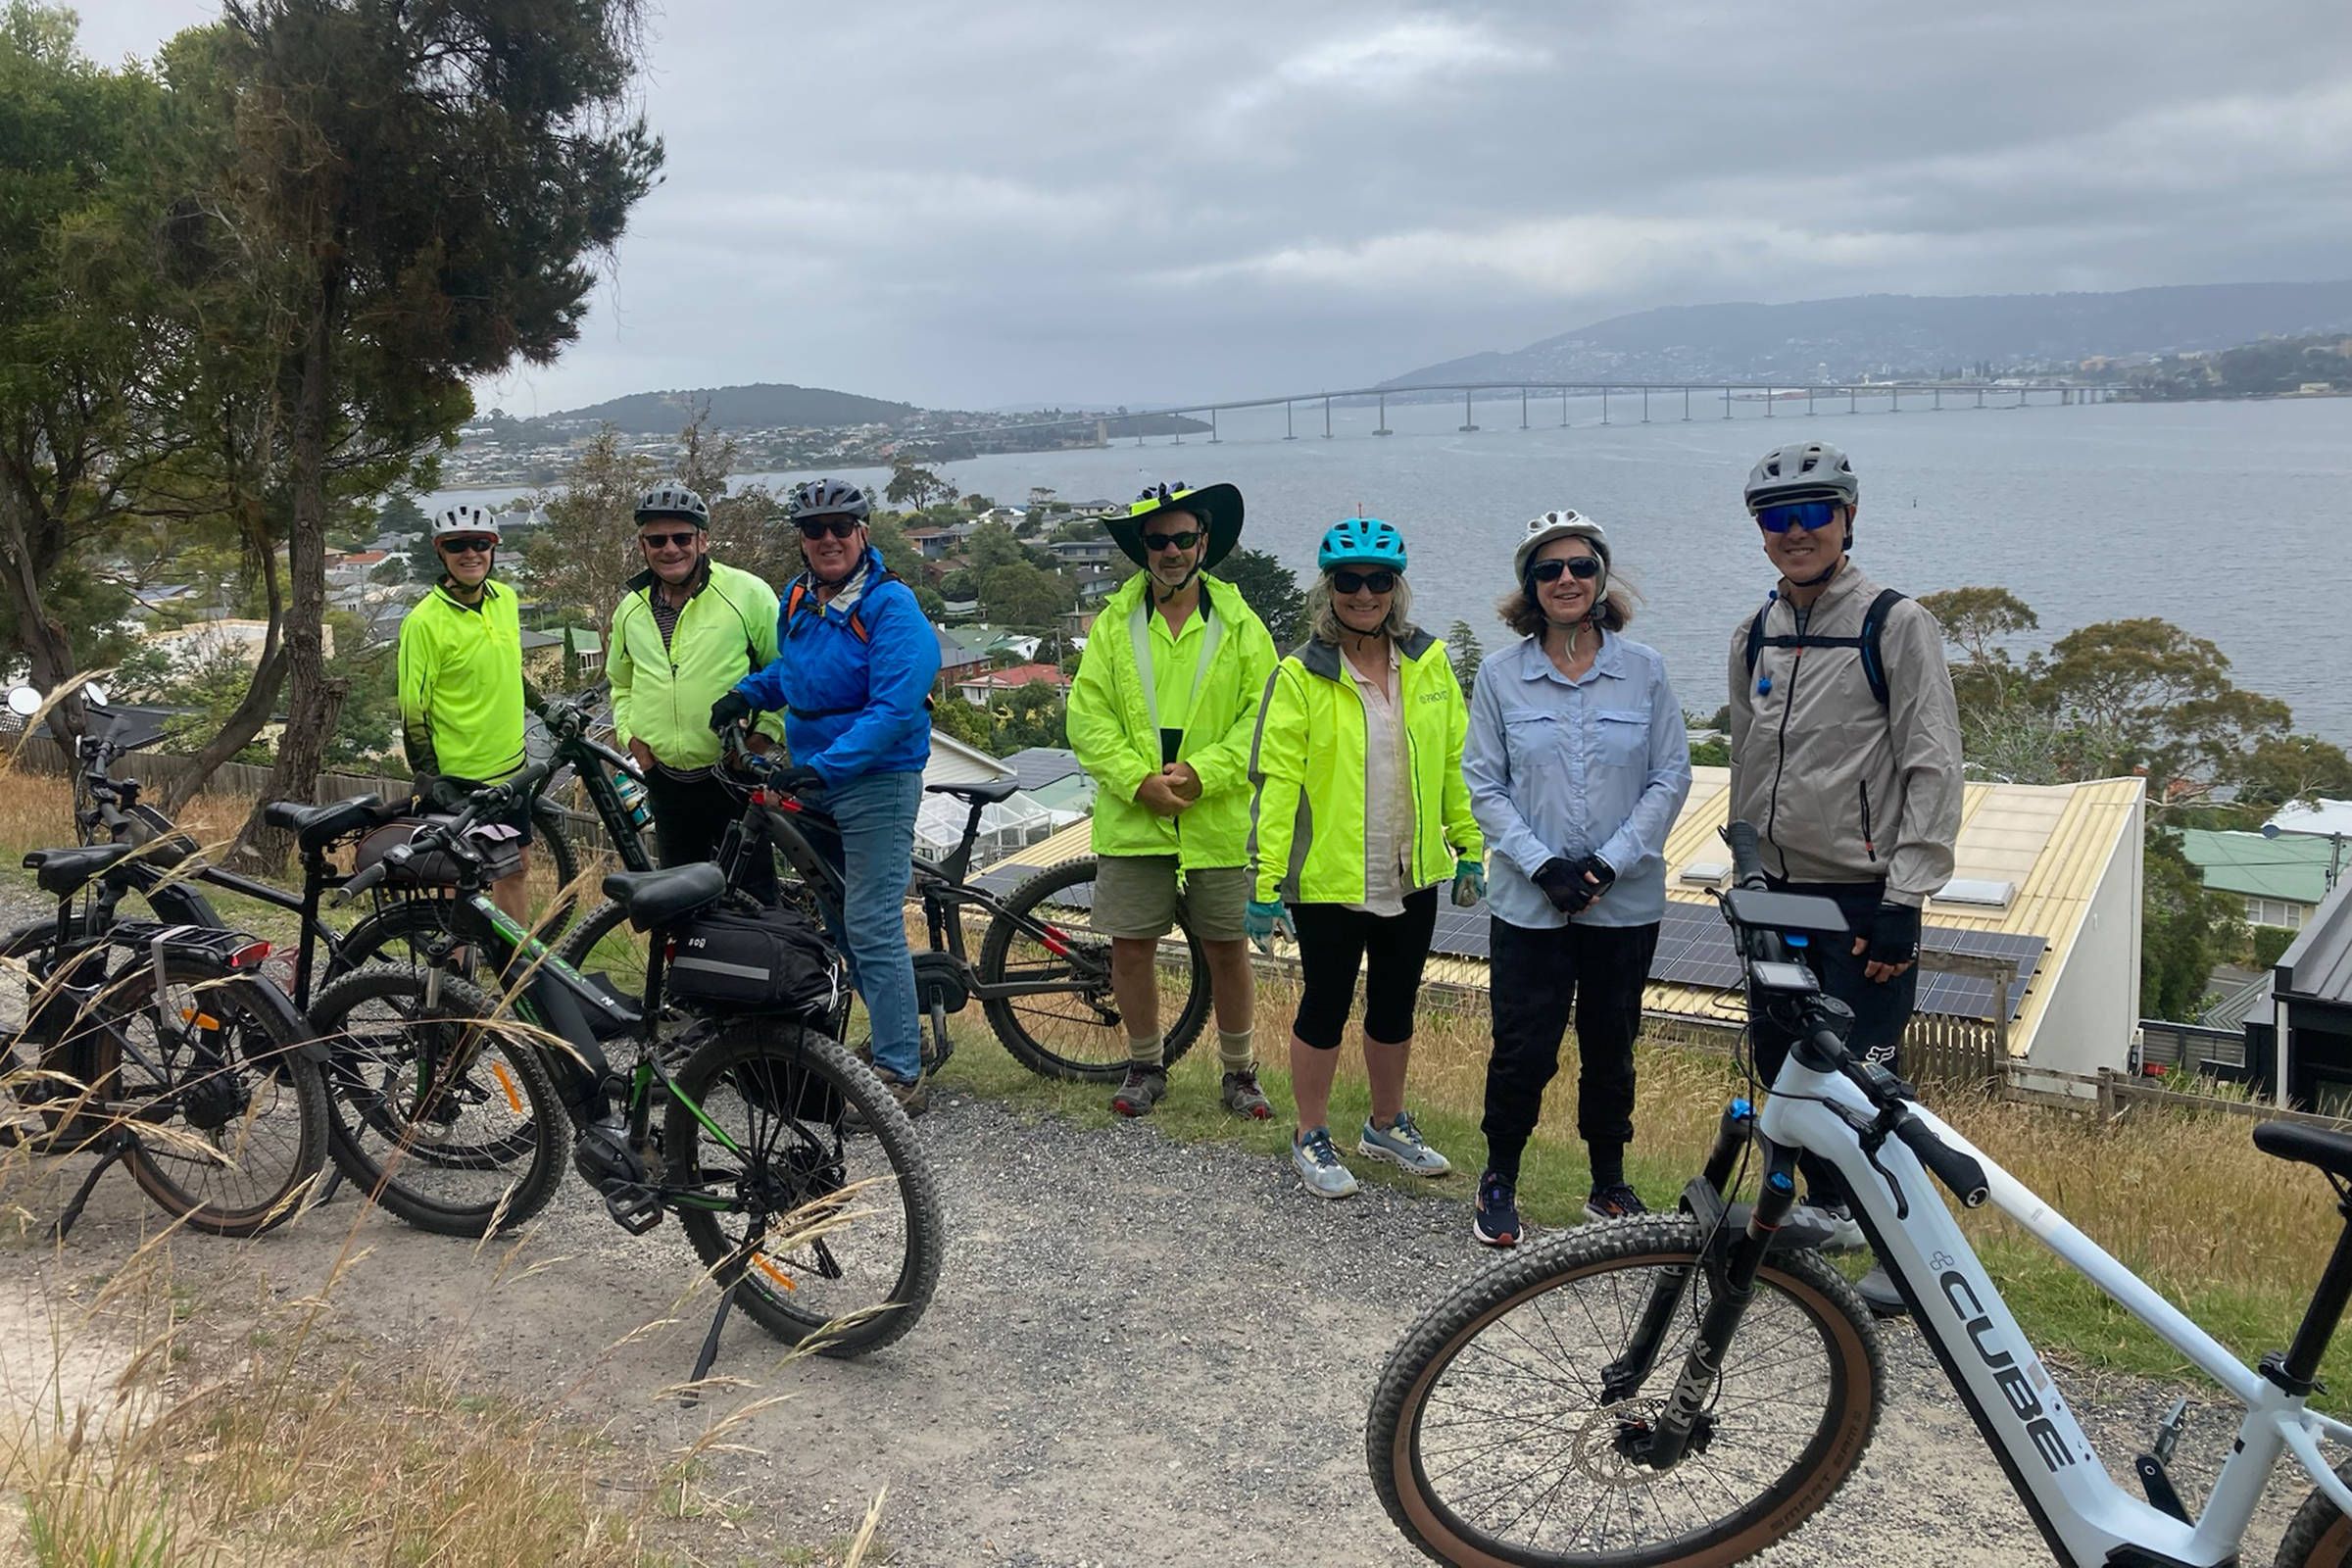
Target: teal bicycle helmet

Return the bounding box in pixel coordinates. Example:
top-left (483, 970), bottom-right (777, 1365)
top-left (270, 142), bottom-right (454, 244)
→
top-left (1317, 516), bottom-right (1406, 572)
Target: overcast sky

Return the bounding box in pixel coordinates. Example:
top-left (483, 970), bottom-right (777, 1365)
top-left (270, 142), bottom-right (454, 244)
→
top-left (80, 1), bottom-right (2352, 415)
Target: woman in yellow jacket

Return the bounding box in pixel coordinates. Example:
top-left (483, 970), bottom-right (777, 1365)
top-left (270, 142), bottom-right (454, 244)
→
top-left (1248, 518), bottom-right (1485, 1199)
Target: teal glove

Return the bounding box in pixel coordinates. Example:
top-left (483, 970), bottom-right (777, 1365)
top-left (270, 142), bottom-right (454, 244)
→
top-left (1450, 859), bottom-right (1486, 908)
top-left (1244, 899), bottom-right (1295, 955)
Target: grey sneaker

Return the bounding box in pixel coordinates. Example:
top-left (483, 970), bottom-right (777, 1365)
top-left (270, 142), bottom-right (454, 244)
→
top-left (1358, 1110), bottom-right (1451, 1177)
top-left (1221, 1069), bottom-right (1274, 1120)
top-left (1793, 1200), bottom-right (1866, 1252)
top-left (1292, 1127), bottom-right (1359, 1199)
top-left (1110, 1065), bottom-right (1167, 1117)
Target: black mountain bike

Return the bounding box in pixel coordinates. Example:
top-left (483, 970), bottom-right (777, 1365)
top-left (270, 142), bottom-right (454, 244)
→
top-left (556, 732), bottom-right (1212, 1082)
top-left (305, 764), bottom-right (943, 1364)
top-left (3, 843), bottom-right (327, 1238)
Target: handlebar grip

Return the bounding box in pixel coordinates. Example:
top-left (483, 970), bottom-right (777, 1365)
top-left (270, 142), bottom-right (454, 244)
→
top-left (1725, 819), bottom-right (1766, 888)
top-left (1895, 1116), bottom-right (1989, 1209)
top-left (334, 858), bottom-right (392, 905)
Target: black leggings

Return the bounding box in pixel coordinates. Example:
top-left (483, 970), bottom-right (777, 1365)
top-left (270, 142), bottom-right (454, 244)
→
top-left (1289, 887), bottom-right (1440, 1051)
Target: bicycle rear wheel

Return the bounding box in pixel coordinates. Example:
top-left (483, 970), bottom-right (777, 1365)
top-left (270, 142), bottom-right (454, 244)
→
top-left (7, 932), bottom-right (329, 1238)
top-left (306, 965), bottom-right (565, 1236)
top-left (666, 1024), bottom-right (943, 1358)
top-left (975, 858), bottom-right (1209, 1082)
top-left (1367, 1215), bottom-right (1882, 1568)
top-left (2278, 1459), bottom-right (2352, 1568)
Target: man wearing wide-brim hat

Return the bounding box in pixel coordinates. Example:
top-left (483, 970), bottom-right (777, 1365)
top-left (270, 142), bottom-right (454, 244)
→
top-left (1068, 481), bottom-right (1279, 1121)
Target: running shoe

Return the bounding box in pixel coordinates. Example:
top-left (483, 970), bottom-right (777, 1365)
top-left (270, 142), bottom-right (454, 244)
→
top-left (1110, 1065), bottom-right (1167, 1117)
top-left (1293, 1126), bottom-right (1359, 1199)
top-left (1473, 1170), bottom-right (1521, 1248)
top-left (1357, 1109), bottom-right (1451, 1177)
top-left (1582, 1183), bottom-right (1648, 1223)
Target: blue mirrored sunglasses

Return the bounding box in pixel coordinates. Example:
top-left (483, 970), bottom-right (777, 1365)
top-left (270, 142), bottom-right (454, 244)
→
top-left (1755, 501), bottom-right (1841, 535)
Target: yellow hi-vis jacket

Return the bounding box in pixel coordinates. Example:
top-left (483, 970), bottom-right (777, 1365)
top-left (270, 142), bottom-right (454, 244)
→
top-left (1248, 629), bottom-right (1482, 906)
top-left (1065, 571), bottom-right (1277, 869)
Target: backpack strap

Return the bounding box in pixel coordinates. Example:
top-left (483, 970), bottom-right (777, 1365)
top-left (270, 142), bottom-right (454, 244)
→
top-left (1743, 588), bottom-right (1907, 707)
top-left (784, 568), bottom-right (933, 721)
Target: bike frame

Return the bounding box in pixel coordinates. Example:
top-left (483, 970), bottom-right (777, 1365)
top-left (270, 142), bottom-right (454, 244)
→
top-left (1761, 1066), bottom-right (2352, 1567)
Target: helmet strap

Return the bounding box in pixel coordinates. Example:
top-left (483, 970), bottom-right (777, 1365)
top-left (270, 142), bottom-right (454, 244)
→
top-left (1786, 553), bottom-right (1843, 590)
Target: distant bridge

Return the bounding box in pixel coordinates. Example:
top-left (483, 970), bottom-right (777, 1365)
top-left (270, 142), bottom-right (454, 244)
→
top-left (910, 377), bottom-right (2116, 448)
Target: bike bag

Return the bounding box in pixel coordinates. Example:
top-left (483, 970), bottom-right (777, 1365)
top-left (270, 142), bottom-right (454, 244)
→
top-left (666, 904), bottom-right (844, 1017)
top-left (351, 817), bottom-right (524, 888)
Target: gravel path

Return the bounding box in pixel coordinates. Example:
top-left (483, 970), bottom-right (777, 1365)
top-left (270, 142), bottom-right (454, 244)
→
top-left (0, 881), bottom-right (2324, 1565)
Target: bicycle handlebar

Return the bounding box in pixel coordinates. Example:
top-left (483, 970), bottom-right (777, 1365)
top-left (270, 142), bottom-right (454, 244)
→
top-left (1725, 819), bottom-right (1766, 889)
top-left (333, 760), bottom-right (555, 906)
top-left (1893, 1113), bottom-right (1990, 1209)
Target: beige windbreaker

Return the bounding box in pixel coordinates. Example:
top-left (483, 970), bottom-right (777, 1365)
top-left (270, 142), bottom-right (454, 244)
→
top-left (1725, 563), bottom-right (1963, 906)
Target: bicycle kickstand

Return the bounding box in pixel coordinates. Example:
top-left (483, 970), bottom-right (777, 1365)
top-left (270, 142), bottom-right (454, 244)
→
top-left (53, 1129), bottom-right (139, 1242)
top-left (682, 1278), bottom-right (740, 1408)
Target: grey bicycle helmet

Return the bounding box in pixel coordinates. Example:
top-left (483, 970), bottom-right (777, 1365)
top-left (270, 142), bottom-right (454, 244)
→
top-left (1513, 509), bottom-right (1609, 593)
top-left (787, 478), bottom-right (871, 522)
top-left (1744, 441), bottom-right (1858, 512)
top-left (634, 484), bottom-right (710, 526)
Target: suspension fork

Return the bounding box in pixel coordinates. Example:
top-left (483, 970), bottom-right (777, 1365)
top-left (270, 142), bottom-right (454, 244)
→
top-left (1603, 1098), bottom-right (1756, 1403)
top-left (1644, 1139), bottom-right (1802, 1469)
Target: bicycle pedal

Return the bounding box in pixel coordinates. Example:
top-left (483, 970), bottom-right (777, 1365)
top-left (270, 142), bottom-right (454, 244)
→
top-left (601, 1184), bottom-right (664, 1235)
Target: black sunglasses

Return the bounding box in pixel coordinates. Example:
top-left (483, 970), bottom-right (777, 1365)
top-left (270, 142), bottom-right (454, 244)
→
top-left (1331, 568), bottom-right (1396, 595)
top-left (1530, 556), bottom-right (1601, 583)
top-left (1143, 530), bottom-right (1201, 553)
top-left (439, 537), bottom-right (496, 556)
top-left (795, 516), bottom-right (861, 540)
top-left (640, 529), bottom-right (700, 550)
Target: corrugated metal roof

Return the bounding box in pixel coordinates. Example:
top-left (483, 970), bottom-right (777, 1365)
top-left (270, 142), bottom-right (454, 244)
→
top-left (976, 767), bottom-right (2145, 1056)
top-left (2179, 828), bottom-right (2334, 906)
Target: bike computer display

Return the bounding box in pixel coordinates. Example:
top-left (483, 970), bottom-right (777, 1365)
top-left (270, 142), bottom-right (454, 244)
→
top-left (1749, 959), bottom-right (1820, 995)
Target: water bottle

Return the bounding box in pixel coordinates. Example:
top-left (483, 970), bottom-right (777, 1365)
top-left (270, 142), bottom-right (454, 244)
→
top-left (613, 770), bottom-right (652, 830)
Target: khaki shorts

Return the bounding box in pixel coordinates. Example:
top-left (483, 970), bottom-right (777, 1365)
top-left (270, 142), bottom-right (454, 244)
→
top-left (1090, 856), bottom-right (1250, 944)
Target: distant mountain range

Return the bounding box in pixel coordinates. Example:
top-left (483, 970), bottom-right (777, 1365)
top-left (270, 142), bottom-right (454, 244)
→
top-left (514, 382), bottom-right (919, 433)
top-left (1385, 281), bottom-right (2352, 388)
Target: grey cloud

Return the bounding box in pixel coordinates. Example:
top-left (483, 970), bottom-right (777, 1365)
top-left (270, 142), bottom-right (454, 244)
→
top-left (79, 0), bottom-right (2352, 413)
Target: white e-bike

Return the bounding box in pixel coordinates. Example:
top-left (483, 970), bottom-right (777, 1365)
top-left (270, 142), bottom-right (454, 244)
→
top-left (1369, 821), bottom-right (2352, 1568)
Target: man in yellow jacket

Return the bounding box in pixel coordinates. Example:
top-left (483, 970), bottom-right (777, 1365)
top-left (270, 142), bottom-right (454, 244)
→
top-left (1066, 482), bottom-right (1278, 1119)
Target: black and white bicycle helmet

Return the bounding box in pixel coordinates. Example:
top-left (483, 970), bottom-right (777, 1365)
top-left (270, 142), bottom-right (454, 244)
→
top-left (787, 478), bottom-right (871, 522)
top-left (1513, 509), bottom-right (1609, 592)
top-left (1743, 441), bottom-right (1858, 512)
top-left (431, 505), bottom-right (502, 541)
top-left (634, 484), bottom-right (710, 526)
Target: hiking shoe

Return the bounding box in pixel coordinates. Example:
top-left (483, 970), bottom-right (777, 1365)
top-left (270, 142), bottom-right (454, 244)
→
top-left (1357, 1109), bottom-right (1451, 1177)
top-left (1853, 1263), bottom-right (1907, 1319)
top-left (1221, 1069), bottom-right (1274, 1120)
top-left (1793, 1200), bottom-right (1866, 1252)
top-left (1110, 1065), bottom-right (1167, 1117)
top-left (1292, 1127), bottom-right (1359, 1199)
top-left (847, 1068), bottom-right (925, 1130)
top-left (1473, 1170), bottom-right (1521, 1248)
top-left (1582, 1183), bottom-right (1648, 1223)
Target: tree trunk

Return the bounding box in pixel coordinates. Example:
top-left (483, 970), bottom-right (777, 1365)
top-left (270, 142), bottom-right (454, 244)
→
top-left (0, 480), bottom-right (92, 746)
top-left (163, 552), bottom-right (286, 810)
top-left (237, 286), bottom-right (346, 869)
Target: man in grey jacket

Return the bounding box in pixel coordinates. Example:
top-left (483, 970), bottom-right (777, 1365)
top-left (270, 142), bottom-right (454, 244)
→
top-left (1727, 440), bottom-right (1962, 1285)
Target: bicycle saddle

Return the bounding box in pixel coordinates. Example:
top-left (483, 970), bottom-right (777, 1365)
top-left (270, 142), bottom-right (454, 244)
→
top-left (264, 795), bottom-right (388, 852)
top-left (24, 842), bottom-right (135, 897)
top-left (925, 777), bottom-right (1019, 804)
top-left (602, 862), bottom-right (727, 931)
top-left (2254, 1120), bottom-right (2352, 1184)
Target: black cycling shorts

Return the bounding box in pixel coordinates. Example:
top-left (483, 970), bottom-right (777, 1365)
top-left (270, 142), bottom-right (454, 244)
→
top-left (1288, 886), bottom-right (1439, 1051)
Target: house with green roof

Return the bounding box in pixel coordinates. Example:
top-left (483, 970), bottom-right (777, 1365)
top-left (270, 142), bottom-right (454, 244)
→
top-left (2178, 827), bottom-right (2336, 931)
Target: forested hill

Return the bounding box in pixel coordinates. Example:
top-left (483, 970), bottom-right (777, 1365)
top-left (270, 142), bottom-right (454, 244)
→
top-left (524, 382), bottom-right (919, 432)
top-left (1387, 280), bottom-right (2352, 387)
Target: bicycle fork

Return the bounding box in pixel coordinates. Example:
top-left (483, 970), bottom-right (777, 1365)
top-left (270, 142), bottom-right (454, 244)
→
top-left (1600, 1099), bottom-right (1799, 1471)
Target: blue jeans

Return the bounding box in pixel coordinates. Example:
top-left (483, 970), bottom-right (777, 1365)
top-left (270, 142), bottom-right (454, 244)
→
top-left (810, 769), bottom-right (924, 1081)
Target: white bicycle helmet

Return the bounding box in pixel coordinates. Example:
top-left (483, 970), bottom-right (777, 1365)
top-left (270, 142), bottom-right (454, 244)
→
top-left (431, 504), bottom-right (503, 542)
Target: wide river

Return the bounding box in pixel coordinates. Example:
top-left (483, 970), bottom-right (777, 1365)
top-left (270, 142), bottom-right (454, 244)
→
top-left (432, 394), bottom-right (2352, 744)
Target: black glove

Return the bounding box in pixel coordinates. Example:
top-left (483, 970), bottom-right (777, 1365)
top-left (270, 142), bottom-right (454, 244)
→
top-left (1867, 901), bottom-right (1921, 967)
top-left (1571, 854), bottom-right (1616, 897)
top-left (709, 691), bottom-right (755, 734)
top-left (769, 763), bottom-right (824, 794)
top-left (413, 773), bottom-right (468, 814)
top-left (1532, 858), bottom-right (1593, 914)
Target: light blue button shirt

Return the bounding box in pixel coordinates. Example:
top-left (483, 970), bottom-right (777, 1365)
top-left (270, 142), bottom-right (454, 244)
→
top-left (1461, 631), bottom-right (1693, 929)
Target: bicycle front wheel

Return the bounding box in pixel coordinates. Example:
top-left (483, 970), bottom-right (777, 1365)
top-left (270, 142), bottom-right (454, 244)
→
top-left (666, 1024), bottom-right (943, 1359)
top-left (976, 858), bottom-right (1209, 1082)
top-left (1368, 1215), bottom-right (1883, 1568)
top-left (306, 965), bottom-right (565, 1237)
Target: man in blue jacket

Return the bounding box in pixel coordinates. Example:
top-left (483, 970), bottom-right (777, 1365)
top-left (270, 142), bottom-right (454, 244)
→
top-left (711, 478), bottom-right (942, 1111)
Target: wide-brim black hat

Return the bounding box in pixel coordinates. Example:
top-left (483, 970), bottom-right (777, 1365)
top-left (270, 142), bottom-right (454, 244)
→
top-left (1102, 482), bottom-right (1244, 570)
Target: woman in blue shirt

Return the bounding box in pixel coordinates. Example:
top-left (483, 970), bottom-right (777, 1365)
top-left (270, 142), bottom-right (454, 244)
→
top-left (1459, 511), bottom-right (1691, 1248)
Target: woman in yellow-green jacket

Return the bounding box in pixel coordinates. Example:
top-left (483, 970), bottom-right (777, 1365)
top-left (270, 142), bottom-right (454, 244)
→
top-left (1247, 517), bottom-right (1484, 1200)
